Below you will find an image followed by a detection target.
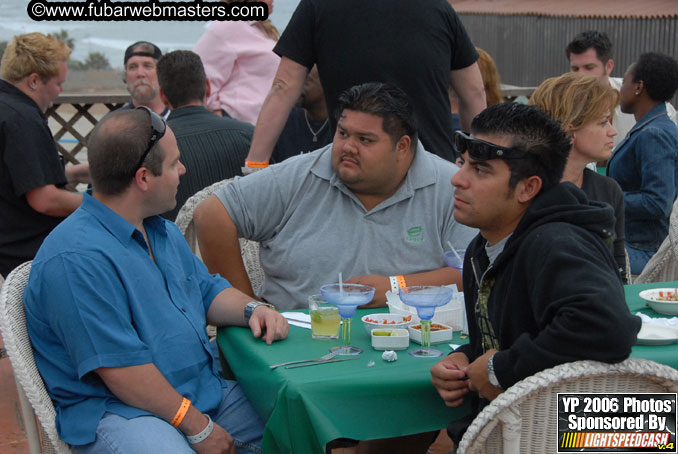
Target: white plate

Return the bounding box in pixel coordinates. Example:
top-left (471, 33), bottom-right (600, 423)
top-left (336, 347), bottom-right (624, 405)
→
top-left (371, 328), bottom-right (410, 350)
top-left (408, 322), bottom-right (453, 345)
top-left (639, 288), bottom-right (678, 315)
top-left (636, 323), bottom-right (678, 346)
top-left (361, 313), bottom-right (413, 334)
top-left (639, 288), bottom-right (678, 302)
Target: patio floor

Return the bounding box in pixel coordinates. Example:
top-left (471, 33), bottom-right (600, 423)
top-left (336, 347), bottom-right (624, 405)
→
top-left (0, 340), bottom-right (30, 453)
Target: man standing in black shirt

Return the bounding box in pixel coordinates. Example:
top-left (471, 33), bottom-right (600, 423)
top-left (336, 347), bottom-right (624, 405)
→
top-left (0, 32), bottom-right (88, 277)
top-left (243, 0), bottom-right (487, 169)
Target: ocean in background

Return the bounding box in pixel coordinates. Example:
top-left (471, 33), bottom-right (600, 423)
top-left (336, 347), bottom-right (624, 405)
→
top-left (0, 0), bottom-right (299, 68)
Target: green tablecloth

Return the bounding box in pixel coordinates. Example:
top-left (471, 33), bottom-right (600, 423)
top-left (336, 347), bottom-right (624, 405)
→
top-left (217, 283), bottom-right (678, 454)
top-left (625, 281), bottom-right (678, 369)
top-left (218, 307), bottom-right (470, 454)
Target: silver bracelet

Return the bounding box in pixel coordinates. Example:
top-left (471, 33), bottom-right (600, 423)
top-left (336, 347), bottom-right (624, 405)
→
top-left (186, 414), bottom-right (214, 445)
top-left (389, 276), bottom-right (399, 293)
top-left (487, 354), bottom-right (502, 389)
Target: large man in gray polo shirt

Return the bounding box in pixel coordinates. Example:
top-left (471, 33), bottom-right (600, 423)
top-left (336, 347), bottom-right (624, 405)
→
top-left (194, 82), bottom-right (476, 310)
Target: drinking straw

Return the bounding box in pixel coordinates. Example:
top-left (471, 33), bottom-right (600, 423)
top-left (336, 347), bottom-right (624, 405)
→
top-left (447, 241), bottom-right (462, 262)
top-left (339, 272), bottom-right (343, 296)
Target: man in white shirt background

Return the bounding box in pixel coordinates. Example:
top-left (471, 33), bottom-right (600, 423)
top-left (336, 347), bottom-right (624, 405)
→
top-left (566, 30), bottom-right (677, 147)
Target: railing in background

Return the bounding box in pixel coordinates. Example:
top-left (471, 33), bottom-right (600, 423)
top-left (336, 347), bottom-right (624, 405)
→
top-left (48, 88), bottom-right (536, 163)
top-left (48, 94), bottom-right (129, 164)
top-left (501, 84), bottom-right (536, 102)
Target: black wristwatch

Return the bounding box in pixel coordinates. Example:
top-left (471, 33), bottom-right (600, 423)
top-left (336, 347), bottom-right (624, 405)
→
top-left (244, 301), bottom-right (276, 322)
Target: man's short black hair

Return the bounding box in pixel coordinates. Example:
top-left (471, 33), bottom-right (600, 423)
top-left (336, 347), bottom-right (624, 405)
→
top-left (471, 103), bottom-right (571, 191)
top-left (566, 30), bottom-right (613, 63)
top-left (157, 50), bottom-right (206, 108)
top-left (335, 82), bottom-right (418, 150)
top-left (632, 52), bottom-right (678, 103)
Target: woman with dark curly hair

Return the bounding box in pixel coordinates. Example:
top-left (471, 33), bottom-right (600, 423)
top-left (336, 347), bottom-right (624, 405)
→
top-left (607, 52), bottom-right (678, 275)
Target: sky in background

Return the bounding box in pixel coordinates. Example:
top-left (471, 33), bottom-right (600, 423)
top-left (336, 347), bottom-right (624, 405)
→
top-left (0, 0), bottom-right (299, 68)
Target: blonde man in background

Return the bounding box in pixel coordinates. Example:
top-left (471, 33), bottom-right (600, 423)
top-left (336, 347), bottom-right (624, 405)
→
top-left (0, 32), bottom-right (88, 277)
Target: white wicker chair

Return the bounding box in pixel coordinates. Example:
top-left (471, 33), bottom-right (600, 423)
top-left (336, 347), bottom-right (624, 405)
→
top-left (635, 197), bottom-right (678, 283)
top-left (174, 178), bottom-right (265, 294)
top-left (458, 358), bottom-right (678, 454)
top-left (0, 261), bottom-right (71, 454)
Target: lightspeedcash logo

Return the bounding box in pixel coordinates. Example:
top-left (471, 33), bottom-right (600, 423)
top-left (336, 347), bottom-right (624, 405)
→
top-left (27, 0), bottom-right (269, 21)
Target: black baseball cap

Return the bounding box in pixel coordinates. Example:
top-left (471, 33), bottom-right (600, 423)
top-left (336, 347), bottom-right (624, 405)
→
top-left (124, 41), bottom-right (162, 66)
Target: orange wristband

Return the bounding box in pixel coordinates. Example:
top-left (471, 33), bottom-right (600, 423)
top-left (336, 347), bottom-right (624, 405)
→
top-left (396, 275), bottom-right (406, 289)
top-left (245, 159), bottom-right (269, 168)
top-left (171, 397), bottom-right (191, 427)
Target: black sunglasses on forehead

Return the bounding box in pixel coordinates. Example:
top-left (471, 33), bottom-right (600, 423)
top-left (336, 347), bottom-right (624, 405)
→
top-left (453, 130), bottom-right (528, 161)
top-left (132, 106), bottom-right (166, 175)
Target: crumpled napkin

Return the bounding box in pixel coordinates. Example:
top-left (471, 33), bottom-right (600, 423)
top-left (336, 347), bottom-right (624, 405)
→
top-left (382, 350), bottom-right (397, 362)
top-left (635, 312), bottom-right (678, 327)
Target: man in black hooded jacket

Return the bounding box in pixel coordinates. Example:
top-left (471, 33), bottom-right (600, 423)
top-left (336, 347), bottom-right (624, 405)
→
top-left (430, 103), bottom-right (641, 443)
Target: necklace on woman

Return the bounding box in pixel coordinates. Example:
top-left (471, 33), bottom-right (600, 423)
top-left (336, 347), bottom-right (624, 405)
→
top-left (304, 111), bottom-right (329, 142)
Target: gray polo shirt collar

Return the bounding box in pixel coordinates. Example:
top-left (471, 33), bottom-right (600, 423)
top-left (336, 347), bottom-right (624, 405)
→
top-left (309, 141), bottom-right (438, 214)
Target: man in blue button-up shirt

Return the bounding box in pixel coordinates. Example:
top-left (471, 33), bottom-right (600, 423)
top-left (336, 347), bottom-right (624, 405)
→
top-left (25, 108), bottom-right (288, 453)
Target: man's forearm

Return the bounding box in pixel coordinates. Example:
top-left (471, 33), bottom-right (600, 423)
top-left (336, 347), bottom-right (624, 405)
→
top-left (246, 57), bottom-right (309, 163)
top-left (451, 63), bottom-right (487, 132)
top-left (206, 287), bottom-right (252, 327)
top-left (348, 267), bottom-right (461, 307)
top-left (194, 195), bottom-right (255, 298)
top-left (65, 162), bottom-right (91, 184)
top-left (26, 184), bottom-right (82, 217)
top-left (95, 363), bottom-right (208, 436)
top-left (403, 266), bottom-right (461, 289)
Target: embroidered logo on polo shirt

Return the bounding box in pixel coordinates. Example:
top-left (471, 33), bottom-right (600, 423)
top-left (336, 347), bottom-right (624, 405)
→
top-left (406, 226), bottom-right (424, 242)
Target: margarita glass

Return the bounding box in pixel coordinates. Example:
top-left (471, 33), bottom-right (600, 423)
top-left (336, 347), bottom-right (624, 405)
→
top-left (399, 285), bottom-right (454, 357)
top-left (320, 283), bottom-right (375, 355)
top-left (444, 248), bottom-right (466, 275)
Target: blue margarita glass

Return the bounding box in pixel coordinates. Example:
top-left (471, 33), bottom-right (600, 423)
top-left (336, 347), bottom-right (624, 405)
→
top-left (321, 283), bottom-right (375, 355)
top-left (399, 286), bottom-right (454, 357)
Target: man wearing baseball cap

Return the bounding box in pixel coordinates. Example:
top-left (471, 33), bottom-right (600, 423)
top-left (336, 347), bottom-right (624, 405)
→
top-left (121, 41), bottom-right (169, 118)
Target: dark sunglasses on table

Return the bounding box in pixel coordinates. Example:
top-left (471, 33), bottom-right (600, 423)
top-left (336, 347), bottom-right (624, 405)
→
top-left (453, 130), bottom-right (528, 161)
top-left (132, 106), bottom-right (166, 176)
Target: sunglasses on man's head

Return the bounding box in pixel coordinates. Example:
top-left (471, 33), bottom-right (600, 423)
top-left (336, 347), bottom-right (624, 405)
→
top-left (453, 131), bottom-right (528, 161)
top-left (132, 106), bottom-right (166, 176)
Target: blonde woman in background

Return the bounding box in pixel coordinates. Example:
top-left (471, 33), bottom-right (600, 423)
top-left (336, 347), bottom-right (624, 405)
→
top-left (450, 47), bottom-right (502, 132)
top-left (530, 72), bottom-right (628, 282)
top-left (194, 0), bottom-right (279, 124)
top-left (475, 47), bottom-right (502, 107)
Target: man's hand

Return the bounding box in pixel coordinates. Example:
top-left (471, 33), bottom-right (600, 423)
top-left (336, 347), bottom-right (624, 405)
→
top-left (192, 421), bottom-right (235, 454)
top-left (465, 349), bottom-right (502, 401)
top-left (345, 275), bottom-right (390, 307)
top-left (430, 352), bottom-right (470, 407)
top-left (249, 306), bottom-right (289, 344)
top-left (65, 162), bottom-right (91, 184)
